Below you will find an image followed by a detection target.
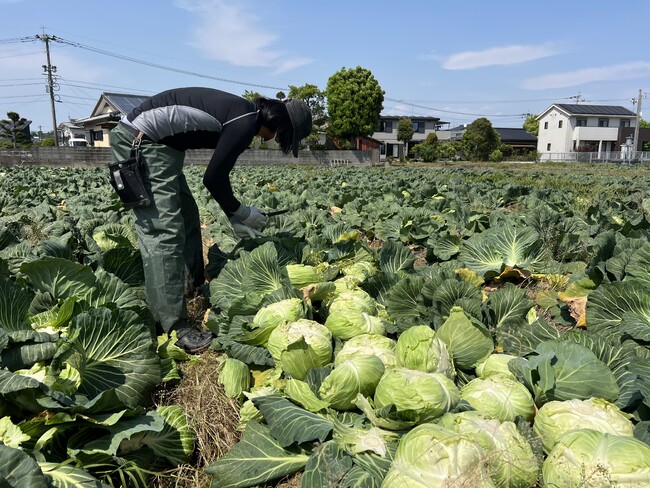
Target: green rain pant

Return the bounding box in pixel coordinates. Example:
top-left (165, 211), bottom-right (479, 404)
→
top-left (110, 124), bottom-right (205, 333)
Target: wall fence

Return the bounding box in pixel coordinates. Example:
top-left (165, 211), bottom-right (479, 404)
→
top-left (0, 147), bottom-right (380, 168)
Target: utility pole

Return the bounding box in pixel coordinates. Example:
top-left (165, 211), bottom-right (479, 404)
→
top-left (36, 32), bottom-right (59, 146)
top-left (632, 88), bottom-right (643, 154)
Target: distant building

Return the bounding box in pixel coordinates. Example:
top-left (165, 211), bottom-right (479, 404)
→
top-left (494, 127), bottom-right (537, 153)
top-left (436, 124), bottom-right (467, 141)
top-left (372, 115), bottom-right (447, 159)
top-left (436, 125), bottom-right (537, 154)
top-left (536, 104), bottom-right (637, 157)
top-left (72, 93), bottom-right (151, 147)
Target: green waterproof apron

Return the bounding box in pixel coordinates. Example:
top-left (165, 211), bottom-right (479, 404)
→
top-left (109, 123), bottom-right (204, 333)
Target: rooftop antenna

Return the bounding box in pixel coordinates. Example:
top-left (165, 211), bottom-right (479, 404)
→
top-left (569, 92), bottom-right (585, 104)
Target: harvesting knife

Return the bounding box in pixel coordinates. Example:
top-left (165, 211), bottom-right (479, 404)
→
top-left (262, 209), bottom-right (290, 217)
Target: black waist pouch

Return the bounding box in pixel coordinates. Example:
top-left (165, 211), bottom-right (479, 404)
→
top-left (109, 151), bottom-right (150, 208)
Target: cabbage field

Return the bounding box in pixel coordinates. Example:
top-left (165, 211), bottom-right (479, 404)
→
top-left (2, 163), bottom-right (650, 487)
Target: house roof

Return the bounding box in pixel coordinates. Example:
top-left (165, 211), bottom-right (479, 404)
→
top-left (494, 127), bottom-right (537, 143)
top-left (89, 92), bottom-right (151, 118)
top-left (381, 114), bottom-right (442, 122)
top-left (539, 104), bottom-right (636, 119)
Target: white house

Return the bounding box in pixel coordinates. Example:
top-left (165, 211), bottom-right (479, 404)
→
top-left (536, 104), bottom-right (636, 159)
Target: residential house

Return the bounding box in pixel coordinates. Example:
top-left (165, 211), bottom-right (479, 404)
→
top-left (494, 127), bottom-right (537, 154)
top-left (436, 125), bottom-right (537, 154)
top-left (372, 115), bottom-right (447, 159)
top-left (58, 121), bottom-right (87, 145)
top-left (536, 104), bottom-right (637, 159)
top-left (74, 93), bottom-right (151, 147)
top-left (436, 124), bottom-right (467, 141)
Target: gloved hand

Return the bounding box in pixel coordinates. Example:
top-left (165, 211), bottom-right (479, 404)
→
top-left (232, 204), bottom-right (268, 230)
top-left (230, 218), bottom-right (265, 239)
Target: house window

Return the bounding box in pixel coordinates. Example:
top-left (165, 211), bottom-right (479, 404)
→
top-left (621, 120), bottom-right (631, 128)
top-left (598, 119), bottom-right (609, 127)
top-left (93, 130), bottom-right (103, 141)
top-left (544, 121), bottom-right (548, 129)
top-left (558, 120), bottom-right (563, 129)
top-left (412, 122), bottom-right (425, 133)
top-left (547, 143), bottom-right (551, 151)
top-left (378, 120), bottom-right (393, 133)
top-left (576, 118), bottom-right (587, 127)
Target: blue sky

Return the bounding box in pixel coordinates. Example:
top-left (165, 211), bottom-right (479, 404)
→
top-left (1, 0), bottom-right (648, 133)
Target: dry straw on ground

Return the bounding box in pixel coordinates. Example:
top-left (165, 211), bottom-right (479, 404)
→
top-left (151, 350), bottom-right (240, 487)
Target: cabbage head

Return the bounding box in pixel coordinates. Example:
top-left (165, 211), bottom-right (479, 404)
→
top-left (382, 423), bottom-right (495, 487)
top-left (325, 310), bottom-right (386, 339)
top-left (542, 429), bottom-right (650, 487)
top-left (251, 298), bottom-right (306, 331)
top-left (318, 355), bottom-right (384, 410)
top-left (395, 325), bottom-right (455, 378)
top-left (326, 289), bottom-right (377, 316)
top-left (331, 422), bottom-right (399, 457)
top-left (475, 353), bottom-right (518, 379)
top-left (285, 264), bottom-right (323, 288)
top-left (334, 334), bottom-right (397, 368)
top-left (374, 368), bottom-right (460, 423)
top-left (438, 411), bottom-right (539, 488)
top-left (534, 398), bottom-right (634, 454)
top-left (266, 319), bottom-right (333, 380)
top-left (460, 375), bottom-right (535, 422)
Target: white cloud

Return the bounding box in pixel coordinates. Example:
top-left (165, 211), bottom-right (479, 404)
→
top-left (175, 0), bottom-right (312, 72)
top-left (442, 43), bottom-right (559, 70)
top-left (0, 45), bottom-right (106, 81)
top-left (523, 61), bottom-right (650, 89)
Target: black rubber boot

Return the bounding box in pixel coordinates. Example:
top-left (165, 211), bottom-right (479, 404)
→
top-left (174, 328), bottom-right (213, 354)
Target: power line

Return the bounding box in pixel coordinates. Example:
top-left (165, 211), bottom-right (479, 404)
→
top-left (50, 35), bottom-right (289, 92)
top-left (385, 97), bottom-right (528, 118)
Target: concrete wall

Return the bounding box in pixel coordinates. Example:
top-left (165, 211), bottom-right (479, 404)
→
top-left (0, 147), bottom-right (379, 168)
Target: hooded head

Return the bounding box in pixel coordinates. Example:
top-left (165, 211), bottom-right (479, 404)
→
top-left (284, 99), bottom-right (313, 157)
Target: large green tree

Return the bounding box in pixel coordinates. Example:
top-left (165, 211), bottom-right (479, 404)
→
top-left (288, 83), bottom-right (327, 147)
top-left (523, 114), bottom-right (539, 136)
top-left (461, 117), bottom-right (501, 161)
top-left (397, 117), bottom-right (414, 158)
top-left (326, 66), bottom-right (384, 147)
top-left (0, 112), bottom-right (31, 148)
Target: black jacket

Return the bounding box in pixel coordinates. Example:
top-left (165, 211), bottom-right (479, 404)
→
top-left (127, 87), bottom-right (259, 214)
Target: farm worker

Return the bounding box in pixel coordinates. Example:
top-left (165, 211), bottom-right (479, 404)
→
top-left (109, 87), bottom-right (312, 353)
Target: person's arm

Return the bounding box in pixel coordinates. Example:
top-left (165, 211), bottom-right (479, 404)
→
top-left (202, 123), bottom-right (255, 215)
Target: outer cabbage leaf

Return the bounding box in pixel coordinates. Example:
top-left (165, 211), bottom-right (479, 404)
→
top-left (56, 307), bottom-right (161, 409)
top-left (509, 340), bottom-right (619, 406)
top-left (586, 280), bottom-right (650, 343)
top-left (436, 306), bottom-right (493, 370)
top-left (0, 444), bottom-right (48, 488)
top-left (205, 421), bottom-right (310, 487)
top-left (459, 225), bottom-right (547, 279)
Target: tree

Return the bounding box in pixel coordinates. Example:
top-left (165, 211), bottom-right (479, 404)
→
top-left (326, 66), bottom-right (384, 146)
top-left (523, 114), bottom-right (539, 136)
top-left (412, 131), bottom-right (441, 162)
top-left (0, 112), bottom-right (32, 148)
top-left (640, 119), bottom-right (650, 128)
top-left (397, 117), bottom-right (414, 159)
top-left (288, 84), bottom-right (327, 148)
top-left (242, 90), bottom-right (262, 101)
top-left (461, 117), bottom-right (501, 161)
